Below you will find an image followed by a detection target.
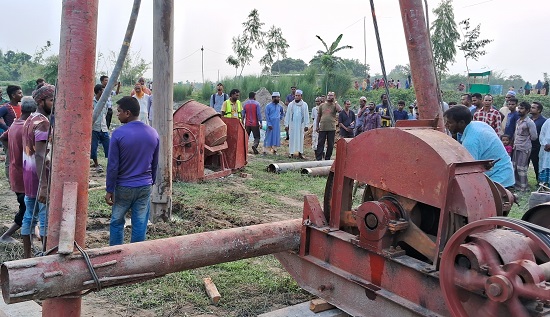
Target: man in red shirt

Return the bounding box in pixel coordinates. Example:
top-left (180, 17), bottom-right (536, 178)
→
top-left (241, 92), bottom-right (262, 154)
top-left (473, 94), bottom-right (502, 135)
top-left (0, 85), bottom-right (23, 182)
top-left (0, 97), bottom-right (37, 242)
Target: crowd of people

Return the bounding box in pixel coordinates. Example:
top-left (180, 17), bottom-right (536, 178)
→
top-left (210, 82), bottom-right (548, 194)
top-left (0, 76), bottom-right (159, 256)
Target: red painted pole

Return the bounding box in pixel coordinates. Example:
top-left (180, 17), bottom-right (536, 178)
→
top-left (1, 219), bottom-right (302, 303)
top-left (398, 0), bottom-right (444, 131)
top-left (42, 0), bottom-right (98, 316)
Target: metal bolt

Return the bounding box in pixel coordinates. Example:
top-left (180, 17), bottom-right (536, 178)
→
top-left (536, 301), bottom-right (544, 312)
top-left (487, 284), bottom-right (502, 297)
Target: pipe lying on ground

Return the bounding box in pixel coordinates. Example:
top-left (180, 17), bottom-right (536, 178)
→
top-left (267, 160), bottom-right (334, 173)
top-left (301, 166), bottom-right (331, 177)
top-left (1, 219), bottom-right (302, 304)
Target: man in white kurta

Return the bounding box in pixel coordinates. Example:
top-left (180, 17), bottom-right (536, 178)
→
top-left (311, 97), bottom-right (321, 151)
top-left (539, 119), bottom-right (550, 184)
top-left (284, 89), bottom-right (309, 158)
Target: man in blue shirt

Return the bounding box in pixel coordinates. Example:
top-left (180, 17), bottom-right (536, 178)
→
top-left (504, 97), bottom-right (520, 139)
top-left (529, 101), bottom-right (547, 181)
top-left (209, 83), bottom-right (228, 113)
top-left (393, 100), bottom-right (409, 121)
top-left (444, 105), bottom-right (514, 187)
top-left (105, 96), bottom-right (159, 245)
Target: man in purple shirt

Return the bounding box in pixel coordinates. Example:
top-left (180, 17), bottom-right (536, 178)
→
top-left (105, 96), bottom-right (159, 246)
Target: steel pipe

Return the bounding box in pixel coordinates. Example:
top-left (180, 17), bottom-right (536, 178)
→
top-left (43, 1), bottom-right (98, 315)
top-left (301, 166), bottom-right (331, 177)
top-left (1, 219), bottom-right (302, 304)
top-left (267, 160), bottom-right (334, 174)
top-left (398, 0), bottom-right (444, 131)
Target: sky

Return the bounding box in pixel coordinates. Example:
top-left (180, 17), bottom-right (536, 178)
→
top-left (1, 0), bottom-right (548, 84)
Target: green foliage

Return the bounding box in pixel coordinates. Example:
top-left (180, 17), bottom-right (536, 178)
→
top-left (228, 35), bottom-right (253, 77)
top-left (227, 9), bottom-right (289, 76)
top-left (311, 34), bottom-right (353, 75)
top-left (320, 72), bottom-right (352, 99)
top-left (260, 26), bottom-right (289, 74)
top-left (339, 59), bottom-right (370, 77)
top-left (173, 83), bottom-right (194, 102)
top-left (311, 34), bottom-right (353, 93)
top-left (211, 69), bottom-right (323, 107)
top-left (271, 58), bottom-right (307, 74)
top-left (387, 64), bottom-right (411, 82)
top-left (430, 0), bottom-right (460, 77)
top-left (200, 81), bottom-right (214, 101)
top-left (111, 49), bottom-right (151, 86)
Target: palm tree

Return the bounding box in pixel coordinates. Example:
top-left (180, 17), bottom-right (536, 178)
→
top-left (311, 34), bottom-right (353, 93)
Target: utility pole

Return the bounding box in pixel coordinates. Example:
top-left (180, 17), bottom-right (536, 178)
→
top-left (151, 0), bottom-right (174, 222)
top-left (201, 46), bottom-right (205, 84)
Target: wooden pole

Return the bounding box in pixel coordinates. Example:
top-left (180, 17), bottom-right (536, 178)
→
top-left (151, 0), bottom-right (174, 222)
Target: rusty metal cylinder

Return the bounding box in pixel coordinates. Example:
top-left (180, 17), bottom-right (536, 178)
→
top-left (1, 219), bottom-right (301, 304)
top-left (268, 160), bottom-right (334, 174)
top-left (301, 166), bottom-right (331, 177)
top-left (173, 100), bottom-right (226, 146)
top-left (398, 0), bottom-right (444, 131)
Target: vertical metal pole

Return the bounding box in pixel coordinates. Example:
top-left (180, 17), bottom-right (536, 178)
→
top-left (42, 0), bottom-right (98, 316)
top-left (151, 0), bottom-right (174, 222)
top-left (201, 46), bottom-right (205, 84)
top-left (399, 0), bottom-right (444, 131)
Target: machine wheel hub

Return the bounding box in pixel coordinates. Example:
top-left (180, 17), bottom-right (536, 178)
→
top-left (485, 275), bottom-right (513, 302)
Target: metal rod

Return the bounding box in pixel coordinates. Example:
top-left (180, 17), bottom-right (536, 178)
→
top-left (92, 0), bottom-right (142, 124)
top-left (42, 0), bottom-right (99, 315)
top-left (1, 219), bottom-right (302, 304)
top-left (267, 160), bottom-right (334, 174)
top-left (398, 0), bottom-right (444, 131)
top-left (368, 0), bottom-right (394, 125)
top-left (150, 0), bottom-right (174, 222)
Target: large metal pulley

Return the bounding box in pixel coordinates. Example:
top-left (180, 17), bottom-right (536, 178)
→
top-left (440, 217), bottom-right (550, 317)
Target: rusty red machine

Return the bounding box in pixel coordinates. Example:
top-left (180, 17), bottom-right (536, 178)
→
top-left (172, 100), bottom-right (247, 182)
top-left (2, 1), bottom-right (550, 317)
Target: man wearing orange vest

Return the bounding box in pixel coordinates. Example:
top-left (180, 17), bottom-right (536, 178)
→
top-left (221, 89), bottom-right (242, 119)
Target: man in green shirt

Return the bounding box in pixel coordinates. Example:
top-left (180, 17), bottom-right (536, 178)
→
top-left (315, 91), bottom-right (342, 160)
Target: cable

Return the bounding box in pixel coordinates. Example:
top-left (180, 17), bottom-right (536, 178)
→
top-left (368, 0), bottom-right (395, 125)
top-left (174, 48), bottom-right (200, 64)
top-left (75, 241), bottom-right (102, 292)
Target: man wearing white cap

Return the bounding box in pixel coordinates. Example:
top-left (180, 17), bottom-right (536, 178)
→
top-left (284, 89), bottom-right (309, 158)
top-left (264, 92), bottom-right (285, 155)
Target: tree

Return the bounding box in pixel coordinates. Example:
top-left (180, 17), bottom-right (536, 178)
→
top-left (458, 19), bottom-right (492, 78)
top-left (226, 9), bottom-right (289, 76)
top-left (310, 34), bottom-right (353, 92)
top-left (271, 58), bottom-right (307, 74)
top-left (339, 59), bottom-right (370, 77)
top-left (228, 35), bottom-right (253, 77)
top-left (259, 26), bottom-right (289, 74)
top-left (430, 0), bottom-right (460, 78)
top-left (226, 55), bottom-right (240, 77)
top-left (388, 64), bottom-right (411, 82)
top-left (242, 9), bottom-right (265, 49)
